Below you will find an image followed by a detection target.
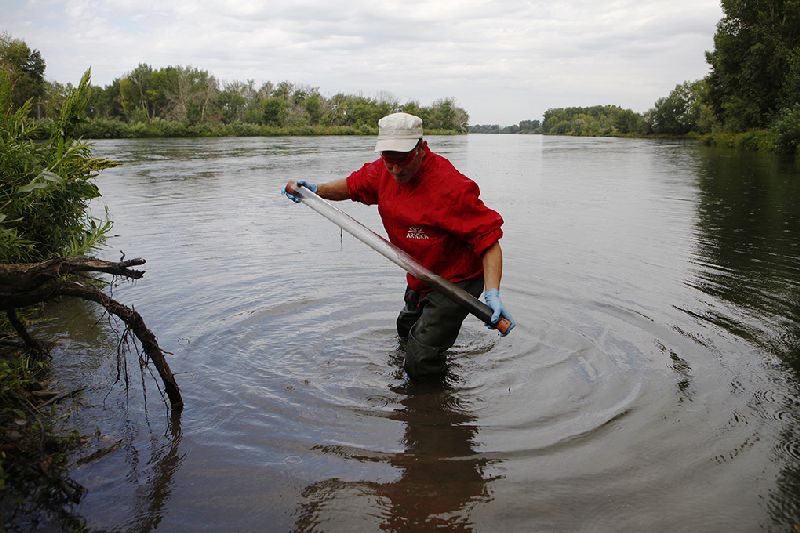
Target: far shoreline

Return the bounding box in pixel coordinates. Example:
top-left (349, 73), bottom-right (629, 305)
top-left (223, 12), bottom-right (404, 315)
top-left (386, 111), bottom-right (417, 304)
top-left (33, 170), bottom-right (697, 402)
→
top-left (61, 119), bottom-right (792, 156)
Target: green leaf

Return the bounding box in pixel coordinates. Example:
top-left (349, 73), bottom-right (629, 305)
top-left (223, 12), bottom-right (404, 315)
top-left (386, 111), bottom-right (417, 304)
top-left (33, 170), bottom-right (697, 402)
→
top-left (40, 170), bottom-right (62, 182)
top-left (17, 170), bottom-right (64, 193)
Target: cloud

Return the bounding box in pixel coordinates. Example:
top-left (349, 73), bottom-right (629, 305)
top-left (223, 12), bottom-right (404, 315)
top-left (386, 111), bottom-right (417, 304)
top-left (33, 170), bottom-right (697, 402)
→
top-left (2, 0), bottom-right (723, 123)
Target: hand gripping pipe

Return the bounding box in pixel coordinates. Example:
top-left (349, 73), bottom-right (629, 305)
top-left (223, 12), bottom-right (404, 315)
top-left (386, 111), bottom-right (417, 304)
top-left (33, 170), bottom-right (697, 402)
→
top-left (294, 185), bottom-right (512, 335)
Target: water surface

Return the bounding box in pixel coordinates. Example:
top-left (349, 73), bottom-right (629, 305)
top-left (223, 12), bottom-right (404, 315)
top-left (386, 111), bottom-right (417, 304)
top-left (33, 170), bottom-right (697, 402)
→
top-left (39, 135), bottom-right (800, 531)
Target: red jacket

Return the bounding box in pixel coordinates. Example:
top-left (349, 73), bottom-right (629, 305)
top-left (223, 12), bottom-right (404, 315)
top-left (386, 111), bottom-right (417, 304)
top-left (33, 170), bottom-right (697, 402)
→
top-left (346, 145), bottom-right (504, 293)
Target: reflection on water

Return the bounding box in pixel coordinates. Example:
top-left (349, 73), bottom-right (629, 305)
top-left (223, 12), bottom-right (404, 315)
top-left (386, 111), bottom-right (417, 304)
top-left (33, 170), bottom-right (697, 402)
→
top-left (690, 149), bottom-right (800, 527)
top-left (294, 378), bottom-right (494, 531)
top-left (692, 151), bottom-right (800, 367)
top-left (124, 414), bottom-right (184, 533)
top-left (32, 299), bottom-right (185, 531)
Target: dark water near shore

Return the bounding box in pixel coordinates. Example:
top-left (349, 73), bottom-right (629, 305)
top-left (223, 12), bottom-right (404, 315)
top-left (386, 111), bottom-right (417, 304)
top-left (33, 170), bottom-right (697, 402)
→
top-left (38, 135), bottom-right (799, 531)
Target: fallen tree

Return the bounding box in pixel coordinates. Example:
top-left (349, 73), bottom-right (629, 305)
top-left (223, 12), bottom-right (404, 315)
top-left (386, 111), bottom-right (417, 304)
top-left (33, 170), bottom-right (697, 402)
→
top-left (0, 256), bottom-right (183, 411)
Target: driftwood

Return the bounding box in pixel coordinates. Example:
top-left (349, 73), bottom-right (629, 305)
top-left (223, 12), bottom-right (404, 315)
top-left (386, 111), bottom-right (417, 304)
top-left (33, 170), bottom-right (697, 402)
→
top-left (0, 257), bottom-right (183, 411)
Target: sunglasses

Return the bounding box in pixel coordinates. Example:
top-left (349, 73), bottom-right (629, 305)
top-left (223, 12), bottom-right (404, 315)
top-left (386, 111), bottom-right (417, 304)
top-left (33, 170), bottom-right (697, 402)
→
top-left (381, 142), bottom-right (421, 166)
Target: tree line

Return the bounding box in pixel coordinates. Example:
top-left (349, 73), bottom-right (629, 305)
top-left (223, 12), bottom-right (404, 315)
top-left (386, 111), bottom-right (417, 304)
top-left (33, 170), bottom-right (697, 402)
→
top-left (468, 119), bottom-right (542, 134)
top-left (0, 34), bottom-right (470, 137)
top-left (533, 80), bottom-right (716, 138)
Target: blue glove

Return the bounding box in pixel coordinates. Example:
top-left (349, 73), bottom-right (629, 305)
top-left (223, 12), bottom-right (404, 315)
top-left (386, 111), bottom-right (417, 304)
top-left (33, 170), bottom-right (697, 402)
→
top-left (282, 180), bottom-right (318, 203)
top-left (483, 288), bottom-right (516, 336)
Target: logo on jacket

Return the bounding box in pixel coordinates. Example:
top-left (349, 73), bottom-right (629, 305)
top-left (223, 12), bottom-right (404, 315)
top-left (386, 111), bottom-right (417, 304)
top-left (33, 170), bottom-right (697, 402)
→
top-left (406, 226), bottom-right (429, 240)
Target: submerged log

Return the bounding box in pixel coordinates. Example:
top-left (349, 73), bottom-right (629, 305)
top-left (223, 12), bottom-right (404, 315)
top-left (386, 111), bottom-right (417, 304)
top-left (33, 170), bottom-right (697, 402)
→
top-left (0, 257), bottom-right (183, 411)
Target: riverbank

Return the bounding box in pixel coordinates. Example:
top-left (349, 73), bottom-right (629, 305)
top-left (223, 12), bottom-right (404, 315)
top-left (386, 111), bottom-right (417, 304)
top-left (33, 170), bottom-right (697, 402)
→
top-left (691, 130), bottom-right (780, 153)
top-left (560, 130), bottom-right (797, 156)
top-left (28, 118), bottom-right (464, 140)
top-left (32, 117), bottom-right (799, 157)
top-left (653, 128), bottom-right (797, 156)
top-left (0, 334), bottom-right (86, 530)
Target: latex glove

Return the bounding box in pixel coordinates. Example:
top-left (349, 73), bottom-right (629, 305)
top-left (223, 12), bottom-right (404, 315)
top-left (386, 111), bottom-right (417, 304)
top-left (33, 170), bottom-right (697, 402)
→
top-left (483, 288), bottom-right (516, 336)
top-left (282, 180), bottom-right (318, 203)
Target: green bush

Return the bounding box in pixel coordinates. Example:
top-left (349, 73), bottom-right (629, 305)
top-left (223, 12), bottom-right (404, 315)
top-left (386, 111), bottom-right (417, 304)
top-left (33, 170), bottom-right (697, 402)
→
top-left (698, 130), bottom-right (776, 152)
top-left (75, 117), bottom-right (127, 138)
top-left (771, 104), bottom-right (800, 154)
top-left (0, 69), bottom-right (115, 263)
top-left (542, 105), bottom-right (647, 136)
top-left (734, 130), bottom-right (774, 151)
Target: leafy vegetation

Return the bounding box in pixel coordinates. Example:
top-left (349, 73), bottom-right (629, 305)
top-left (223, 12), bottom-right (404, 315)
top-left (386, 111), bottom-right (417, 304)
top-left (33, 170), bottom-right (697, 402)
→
top-left (771, 103), bottom-right (800, 154)
top-left (542, 105), bottom-right (647, 136)
top-left (469, 119), bottom-right (541, 134)
top-left (0, 34), bottom-right (45, 114)
top-left (696, 129), bottom-right (777, 151)
top-left (87, 69), bottom-right (467, 135)
top-left (0, 69), bottom-right (115, 263)
top-left (647, 79), bottom-right (715, 135)
top-left (2, 35), bottom-right (470, 137)
top-left (705, 0), bottom-right (800, 131)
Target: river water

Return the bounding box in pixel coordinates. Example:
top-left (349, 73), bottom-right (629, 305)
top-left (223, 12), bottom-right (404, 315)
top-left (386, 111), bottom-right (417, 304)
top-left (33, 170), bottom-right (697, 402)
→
top-left (38, 135), bottom-right (799, 531)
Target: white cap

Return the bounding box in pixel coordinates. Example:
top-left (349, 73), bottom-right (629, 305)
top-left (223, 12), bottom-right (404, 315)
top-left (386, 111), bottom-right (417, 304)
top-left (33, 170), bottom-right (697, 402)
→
top-left (374, 112), bottom-right (423, 153)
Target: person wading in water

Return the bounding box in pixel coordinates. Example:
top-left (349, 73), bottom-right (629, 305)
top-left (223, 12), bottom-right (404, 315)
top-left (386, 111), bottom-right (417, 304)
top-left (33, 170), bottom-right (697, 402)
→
top-left (283, 112), bottom-right (515, 379)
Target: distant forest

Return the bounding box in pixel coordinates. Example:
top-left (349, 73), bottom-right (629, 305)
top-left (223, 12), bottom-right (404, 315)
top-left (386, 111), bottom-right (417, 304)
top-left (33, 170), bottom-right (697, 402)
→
top-left (0, 35), bottom-right (469, 137)
top-left (468, 120), bottom-right (541, 134)
top-left (469, 106), bottom-right (644, 137)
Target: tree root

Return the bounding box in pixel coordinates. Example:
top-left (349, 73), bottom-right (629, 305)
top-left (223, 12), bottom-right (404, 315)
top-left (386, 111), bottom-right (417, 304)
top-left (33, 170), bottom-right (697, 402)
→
top-left (6, 309), bottom-right (47, 358)
top-left (1, 256), bottom-right (183, 411)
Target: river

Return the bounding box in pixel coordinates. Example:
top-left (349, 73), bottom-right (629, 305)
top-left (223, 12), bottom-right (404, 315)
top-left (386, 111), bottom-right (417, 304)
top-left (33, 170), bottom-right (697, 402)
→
top-left (37, 135), bottom-right (800, 531)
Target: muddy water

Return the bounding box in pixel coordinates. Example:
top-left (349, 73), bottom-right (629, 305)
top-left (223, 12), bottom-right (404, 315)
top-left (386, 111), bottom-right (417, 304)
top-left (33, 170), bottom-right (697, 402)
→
top-left (39, 135), bottom-right (800, 531)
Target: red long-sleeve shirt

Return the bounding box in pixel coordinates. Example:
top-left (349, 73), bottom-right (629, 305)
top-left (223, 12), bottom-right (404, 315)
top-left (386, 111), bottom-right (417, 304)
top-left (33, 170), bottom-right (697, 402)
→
top-left (346, 145), bottom-right (504, 293)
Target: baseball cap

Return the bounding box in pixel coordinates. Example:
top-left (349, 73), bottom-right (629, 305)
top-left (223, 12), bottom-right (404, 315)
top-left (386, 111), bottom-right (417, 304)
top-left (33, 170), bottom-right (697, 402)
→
top-left (374, 112), bottom-right (423, 153)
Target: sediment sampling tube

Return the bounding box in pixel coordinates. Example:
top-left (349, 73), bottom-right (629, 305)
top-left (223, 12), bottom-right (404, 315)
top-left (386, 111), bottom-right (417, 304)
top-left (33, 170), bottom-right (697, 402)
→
top-left (294, 185), bottom-right (512, 335)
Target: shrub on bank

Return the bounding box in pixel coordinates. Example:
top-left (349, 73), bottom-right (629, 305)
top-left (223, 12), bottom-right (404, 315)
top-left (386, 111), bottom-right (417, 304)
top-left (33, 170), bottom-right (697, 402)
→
top-left (771, 104), bottom-right (800, 155)
top-left (75, 117), bottom-right (128, 138)
top-left (698, 130), bottom-right (777, 152)
top-left (65, 118), bottom-right (467, 139)
top-left (1, 72), bottom-right (115, 263)
top-left (69, 119), bottom-right (380, 138)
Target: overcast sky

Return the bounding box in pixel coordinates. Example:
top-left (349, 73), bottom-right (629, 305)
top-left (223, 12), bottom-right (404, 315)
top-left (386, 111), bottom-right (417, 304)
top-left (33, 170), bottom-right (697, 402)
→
top-left (3, 0), bottom-right (724, 125)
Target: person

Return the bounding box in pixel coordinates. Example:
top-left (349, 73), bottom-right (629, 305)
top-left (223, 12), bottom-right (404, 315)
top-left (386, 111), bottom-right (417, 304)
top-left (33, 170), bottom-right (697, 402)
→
top-left (282, 112), bottom-right (515, 379)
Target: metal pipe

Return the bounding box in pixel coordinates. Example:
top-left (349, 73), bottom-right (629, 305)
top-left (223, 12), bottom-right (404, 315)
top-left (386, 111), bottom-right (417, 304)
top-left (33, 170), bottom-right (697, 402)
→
top-left (294, 185), bottom-right (511, 334)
